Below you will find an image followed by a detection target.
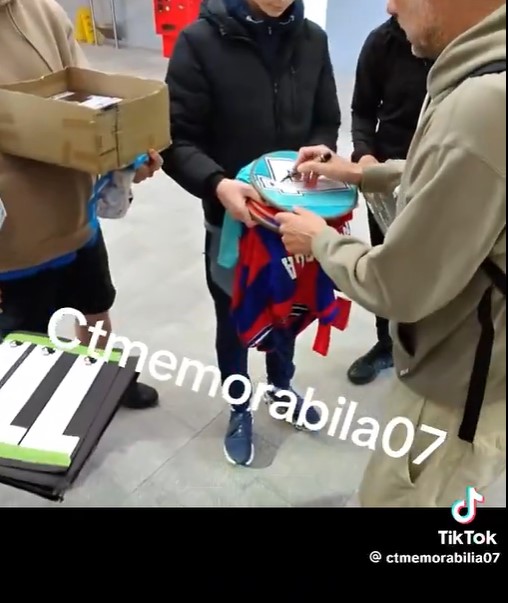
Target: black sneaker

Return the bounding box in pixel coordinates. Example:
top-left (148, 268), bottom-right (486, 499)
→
top-left (223, 410), bottom-right (254, 466)
top-left (347, 342), bottom-right (393, 385)
top-left (121, 381), bottom-right (159, 409)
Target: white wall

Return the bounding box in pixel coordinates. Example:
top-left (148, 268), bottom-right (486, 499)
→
top-left (324, 0), bottom-right (389, 135)
top-left (303, 0), bottom-right (328, 29)
top-left (326, 0), bottom-right (389, 72)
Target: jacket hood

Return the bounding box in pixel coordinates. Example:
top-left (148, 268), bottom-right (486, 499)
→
top-left (388, 16), bottom-right (409, 43)
top-left (200, 0), bottom-right (303, 36)
top-left (199, 0), bottom-right (243, 34)
top-left (428, 3), bottom-right (506, 99)
top-left (199, 0), bottom-right (220, 18)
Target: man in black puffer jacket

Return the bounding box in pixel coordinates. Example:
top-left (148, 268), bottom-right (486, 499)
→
top-left (162, 0), bottom-right (341, 466)
top-left (346, 16), bottom-right (432, 387)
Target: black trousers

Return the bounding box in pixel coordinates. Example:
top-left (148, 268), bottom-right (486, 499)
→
top-left (203, 231), bottom-right (297, 408)
top-left (0, 229), bottom-right (116, 338)
top-left (367, 209), bottom-right (392, 348)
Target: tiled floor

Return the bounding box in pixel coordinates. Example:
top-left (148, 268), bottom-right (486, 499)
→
top-left (1, 44), bottom-right (504, 508)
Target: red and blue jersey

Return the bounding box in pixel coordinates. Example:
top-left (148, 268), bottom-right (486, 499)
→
top-left (231, 224), bottom-right (352, 356)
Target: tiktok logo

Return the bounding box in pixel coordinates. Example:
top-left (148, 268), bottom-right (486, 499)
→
top-left (451, 486), bottom-right (485, 524)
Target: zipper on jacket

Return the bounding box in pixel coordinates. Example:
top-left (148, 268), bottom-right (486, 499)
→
top-left (273, 80), bottom-right (281, 138)
top-left (225, 27), bottom-right (283, 141)
top-left (290, 66), bottom-right (297, 119)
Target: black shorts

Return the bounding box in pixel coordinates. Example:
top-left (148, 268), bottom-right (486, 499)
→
top-left (0, 229), bottom-right (116, 337)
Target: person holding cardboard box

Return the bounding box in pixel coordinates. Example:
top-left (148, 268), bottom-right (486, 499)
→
top-left (0, 0), bottom-right (162, 409)
top-left (162, 0), bottom-right (342, 466)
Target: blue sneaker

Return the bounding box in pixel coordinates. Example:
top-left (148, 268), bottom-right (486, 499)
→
top-left (223, 410), bottom-right (254, 466)
top-left (264, 386), bottom-right (322, 431)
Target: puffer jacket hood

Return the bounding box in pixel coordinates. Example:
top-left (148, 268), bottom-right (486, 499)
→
top-left (199, 0), bottom-right (304, 36)
top-left (199, 0), bottom-right (243, 33)
top-left (388, 16), bottom-right (408, 43)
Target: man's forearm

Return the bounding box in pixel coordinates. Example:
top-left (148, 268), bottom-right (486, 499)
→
top-left (311, 228), bottom-right (394, 319)
top-left (360, 160), bottom-right (406, 195)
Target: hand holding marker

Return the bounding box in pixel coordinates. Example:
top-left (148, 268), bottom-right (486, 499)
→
top-left (281, 151), bottom-right (332, 187)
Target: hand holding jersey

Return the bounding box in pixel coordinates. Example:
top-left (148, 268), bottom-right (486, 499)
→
top-left (216, 178), bottom-right (259, 228)
top-left (276, 208), bottom-right (328, 255)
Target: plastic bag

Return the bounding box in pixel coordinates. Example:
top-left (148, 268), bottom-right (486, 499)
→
top-left (96, 170), bottom-right (135, 219)
top-left (91, 153), bottom-right (149, 220)
top-left (0, 196), bottom-right (5, 232)
top-left (363, 190), bottom-right (397, 235)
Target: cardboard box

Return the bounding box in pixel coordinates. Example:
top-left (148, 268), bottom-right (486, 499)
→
top-left (0, 67), bottom-right (171, 174)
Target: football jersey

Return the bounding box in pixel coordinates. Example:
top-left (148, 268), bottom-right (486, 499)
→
top-left (230, 224), bottom-right (352, 356)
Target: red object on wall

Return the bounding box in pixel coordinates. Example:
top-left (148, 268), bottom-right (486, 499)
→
top-left (153, 0), bottom-right (201, 58)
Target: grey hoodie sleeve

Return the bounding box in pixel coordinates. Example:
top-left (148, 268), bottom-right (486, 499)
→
top-left (310, 143), bottom-right (505, 323)
top-left (360, 160), bottom-right (406, 195)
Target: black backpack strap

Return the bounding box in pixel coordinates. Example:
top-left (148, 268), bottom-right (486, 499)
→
top-left (459, 287), bottom-right (495, 443)
top-left (482, 258), bottom-right (506, 295)
top-left (459, 257), bottom-right (505, 443)
top-left (459, 258), bottom-right (505, 444)
top-left (467, 60), bottom-right (506, 78)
